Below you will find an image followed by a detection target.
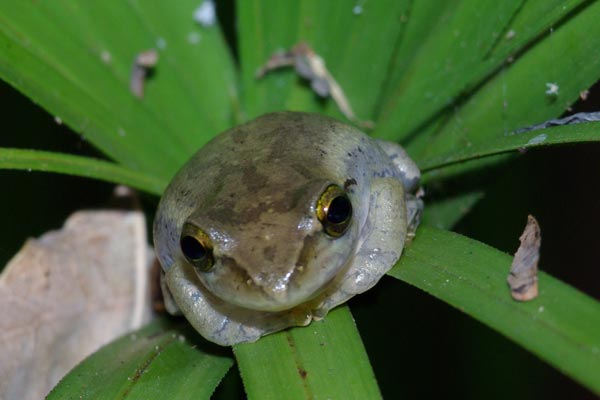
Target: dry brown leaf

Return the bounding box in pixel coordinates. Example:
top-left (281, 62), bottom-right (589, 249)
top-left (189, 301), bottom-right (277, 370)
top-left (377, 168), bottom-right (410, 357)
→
top-left (256, 42), bottom-right (374, 129)
top-left (0, 210), bottom-right (155, 400)
top-left (130, 49), bottom-right (159, 98)
top-left (507, 215), bottom-right (541, 301)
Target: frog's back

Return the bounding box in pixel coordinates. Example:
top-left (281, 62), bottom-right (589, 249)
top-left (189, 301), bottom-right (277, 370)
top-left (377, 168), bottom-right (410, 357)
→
top-left (201, 111), bottom-right (380, 172)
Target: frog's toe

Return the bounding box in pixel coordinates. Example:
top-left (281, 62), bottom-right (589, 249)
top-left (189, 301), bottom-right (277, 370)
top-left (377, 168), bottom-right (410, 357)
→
top-left (160, 270), bottom-right (182, 316)
top-left (406, 194), bottom-right (424, 240)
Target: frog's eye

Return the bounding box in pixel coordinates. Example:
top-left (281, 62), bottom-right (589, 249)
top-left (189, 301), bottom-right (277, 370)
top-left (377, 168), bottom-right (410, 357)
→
top-left (316, 184), bottom-right (353, 237)
top-left (180, 223), bottom-right (214, 272)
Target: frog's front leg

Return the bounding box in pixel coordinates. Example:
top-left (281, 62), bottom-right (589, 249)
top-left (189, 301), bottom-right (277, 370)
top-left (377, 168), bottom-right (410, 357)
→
top-left (377, 139), bottom-right (423, 238)
top-left (160, 270), bottom-right (182, 315)
top-left (376, 139), bottom-right (420, 192)
top-left (313, 177), bottom-right (408, 317)
top-left (405, 194), bottom-right (424, 241)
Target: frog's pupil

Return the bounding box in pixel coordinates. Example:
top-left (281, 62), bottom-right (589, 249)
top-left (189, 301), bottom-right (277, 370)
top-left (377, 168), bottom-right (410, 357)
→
top-left (327, 195), bottom-right (352, 224)
top-left (181, 235), bottom-right (206, 260)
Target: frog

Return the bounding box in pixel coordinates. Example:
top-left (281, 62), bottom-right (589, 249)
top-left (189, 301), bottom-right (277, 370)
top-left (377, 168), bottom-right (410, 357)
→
top-left (153, 111), bottom-right (423, 346)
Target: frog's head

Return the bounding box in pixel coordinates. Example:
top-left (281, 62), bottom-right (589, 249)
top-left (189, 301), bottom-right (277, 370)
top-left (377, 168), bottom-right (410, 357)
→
top-left (175, 165), bottom-right (362, 312)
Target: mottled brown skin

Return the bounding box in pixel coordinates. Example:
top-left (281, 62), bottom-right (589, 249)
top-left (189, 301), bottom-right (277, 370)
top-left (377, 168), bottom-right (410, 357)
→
top-left (153, 112), bottom-right (421, 345)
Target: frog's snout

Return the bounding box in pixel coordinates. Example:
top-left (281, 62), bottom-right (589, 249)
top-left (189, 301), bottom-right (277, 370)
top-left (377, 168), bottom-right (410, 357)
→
top-left (244, 270), bottom-right (308, 312)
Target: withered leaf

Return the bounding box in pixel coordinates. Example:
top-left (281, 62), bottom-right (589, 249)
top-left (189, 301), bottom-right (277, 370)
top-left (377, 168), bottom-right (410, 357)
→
top-left (130, 49), bottom-right (159, 98)
top-left (0, 211), bottom-right (155, 400)
top-left (256, 42), bottom-right (373, 129)
top-left (507, 215), bottom-right (541, 301)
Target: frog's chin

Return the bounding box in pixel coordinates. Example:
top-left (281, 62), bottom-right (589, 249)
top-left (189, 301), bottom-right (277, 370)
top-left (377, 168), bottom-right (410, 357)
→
top-left (214, 285), bottom-right (321, 313)
top-left (215, 259), bottom-right (354, 313)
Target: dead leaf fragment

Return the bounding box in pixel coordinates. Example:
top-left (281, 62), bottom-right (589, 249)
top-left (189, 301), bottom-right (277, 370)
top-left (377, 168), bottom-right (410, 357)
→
top-left (130, 49), bottom-right (159, 98)
top-left (256, 42), bottom-right (373, 129)
top-left (0, 210), bottom-right (155, 400)
top-left (507, 215), bottom-right (541, 301)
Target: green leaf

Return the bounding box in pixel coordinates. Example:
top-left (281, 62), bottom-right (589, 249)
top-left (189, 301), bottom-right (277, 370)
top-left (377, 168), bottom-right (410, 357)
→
top-left (375, 0), bottom-right (588, 143)
top-left (419, 1), bottom-right (600, 161)
top-left (389, 226), bottom-right (600, 394)
top-left (420, 121), bottom-right (600, 172)
top-left (375, 0), bottom-right (522, 140)
top-left (237, 0), bottom-right (411, 123)
top-left (418, 121), bottom-right (600, 184)
top-left (233, 306), bottom-right (381, 400)
top-left (0, 147), bottom-right (166, 195)
top-left (0, 1), bottom-right (237, 180)
top-left (421, 191), bottom-right (485, 230)
top-left (487, 0), bottom-right (586, 60)
top-left (47, 318), bottom-right (233, 400)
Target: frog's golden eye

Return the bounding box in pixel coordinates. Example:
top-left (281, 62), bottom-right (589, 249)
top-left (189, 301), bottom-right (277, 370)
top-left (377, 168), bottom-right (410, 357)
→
top-left (316, 184), bottom-right (353, 237)
top-left (180, 223), bottom-right (214, 272)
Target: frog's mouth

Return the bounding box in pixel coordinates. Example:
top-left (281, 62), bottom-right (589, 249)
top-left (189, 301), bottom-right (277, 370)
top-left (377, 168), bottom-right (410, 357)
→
top-left (199, 228), bottom-right (358, 313)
